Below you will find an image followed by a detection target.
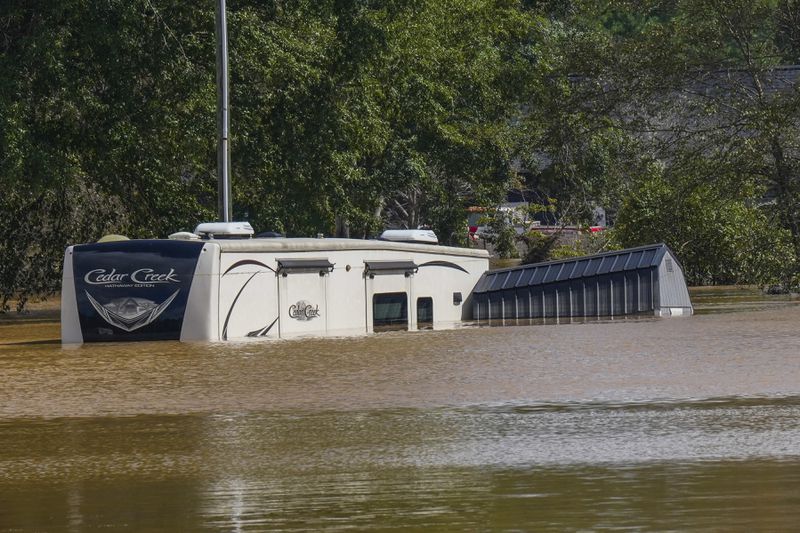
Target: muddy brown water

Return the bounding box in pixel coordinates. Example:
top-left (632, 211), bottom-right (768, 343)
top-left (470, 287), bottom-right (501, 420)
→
top-left (1, 287), bottom-right (799, 531)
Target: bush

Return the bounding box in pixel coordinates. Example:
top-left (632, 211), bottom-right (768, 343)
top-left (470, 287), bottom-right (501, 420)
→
top-left (614, 173), bottom-right (795, 286)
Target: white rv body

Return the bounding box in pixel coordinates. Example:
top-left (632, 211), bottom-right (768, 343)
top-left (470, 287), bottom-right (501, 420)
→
top-left (61, 238), bottom-right (489, 343)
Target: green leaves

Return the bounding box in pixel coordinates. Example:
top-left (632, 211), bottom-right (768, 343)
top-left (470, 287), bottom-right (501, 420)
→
top-left (4, 0), bottom-right (799, 309)
top-left (615, 167), bottom-right (794, 286)
top-left (1, 0), bottom-right (543, 307)
top-left (534, 0), bottom-right (800, 287)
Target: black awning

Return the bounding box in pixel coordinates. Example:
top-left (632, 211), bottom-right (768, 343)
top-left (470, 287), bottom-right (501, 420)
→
top-left (364, 260), bottom-right (418, 274)
top-left (277, 258), bottom-right (334, 274)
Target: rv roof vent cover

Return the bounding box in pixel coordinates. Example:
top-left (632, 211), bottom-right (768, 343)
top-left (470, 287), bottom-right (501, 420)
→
top-left (194, 221), bottom-right (254, 239)
top-left (379, 229), bottom-right (438, 244)
top-left (169, 231), bottom-right (201, 240)
top-left (97, 234), bottom-right (129, 243)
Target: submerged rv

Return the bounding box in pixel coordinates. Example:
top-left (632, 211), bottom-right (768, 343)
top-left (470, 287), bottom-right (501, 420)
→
top-left (61, 226), bottom-right (489, 343)
top-left (60, 230), bottom-right (695, 343)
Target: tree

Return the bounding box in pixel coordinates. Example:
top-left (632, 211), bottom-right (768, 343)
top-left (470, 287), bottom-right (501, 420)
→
top-left (614, 161), bottom-right (793, 285)
top-left (530, 0), bottom-right (800, 286)
top-left (0, 0), bottom-right (217, 310)
top-left (0, 0), bottom-right (545, 308)
top-left (231, 0), bottom-right (542, 243)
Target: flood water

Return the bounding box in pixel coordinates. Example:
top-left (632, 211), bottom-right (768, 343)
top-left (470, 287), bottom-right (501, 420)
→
top-left (1, 287), bottom-right (799, 531)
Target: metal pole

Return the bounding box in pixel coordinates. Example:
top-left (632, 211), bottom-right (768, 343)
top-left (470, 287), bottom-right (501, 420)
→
top-left (216, 0), bottom-right (232, 222)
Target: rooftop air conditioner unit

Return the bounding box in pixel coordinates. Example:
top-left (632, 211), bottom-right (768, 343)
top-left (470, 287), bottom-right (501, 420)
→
top-left (194, 221), bottom-right (254, 239)
top-left (379, 229), bottom-right (438, 244)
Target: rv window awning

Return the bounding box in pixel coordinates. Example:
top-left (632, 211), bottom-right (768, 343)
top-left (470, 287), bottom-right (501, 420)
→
top-left (364, 260), bottom-right (418, 274)
top-left (277, 258), bottom-right (334, 274)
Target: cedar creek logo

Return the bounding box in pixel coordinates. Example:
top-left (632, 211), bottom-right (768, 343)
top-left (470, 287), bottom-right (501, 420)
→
top-left (84, 268), bottom-right (179, 287)
top-left (288, 300), bottom-right (320, 321)
top-left (82, 268), bottom-right (182, 332)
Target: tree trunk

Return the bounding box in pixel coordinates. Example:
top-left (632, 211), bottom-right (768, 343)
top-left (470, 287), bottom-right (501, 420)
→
top-left (334, 214), bottom-right (350, 238)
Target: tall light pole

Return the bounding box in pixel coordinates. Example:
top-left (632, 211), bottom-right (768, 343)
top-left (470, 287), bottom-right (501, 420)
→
top-left (216, 0), bottom-right (232, 222)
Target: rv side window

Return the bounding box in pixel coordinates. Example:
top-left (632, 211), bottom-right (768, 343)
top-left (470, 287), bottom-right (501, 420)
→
top-left (373, 292), bottom-right (408, 331)
top-left (417, 297), bottom-right (433, 330)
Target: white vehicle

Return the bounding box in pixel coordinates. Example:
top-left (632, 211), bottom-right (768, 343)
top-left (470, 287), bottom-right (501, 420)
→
top-left (61, 228), bottom-right (489, 343)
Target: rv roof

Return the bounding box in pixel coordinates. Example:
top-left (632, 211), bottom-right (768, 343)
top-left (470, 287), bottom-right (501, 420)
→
top-left (213, 237), bottom-right (489, 258)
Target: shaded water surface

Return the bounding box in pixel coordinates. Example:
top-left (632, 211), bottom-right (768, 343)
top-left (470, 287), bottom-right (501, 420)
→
top-left (1, 287), bottom-right (799, 530)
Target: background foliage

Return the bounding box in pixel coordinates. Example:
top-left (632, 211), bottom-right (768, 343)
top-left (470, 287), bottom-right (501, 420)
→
top-left (2, 0), bottom-right (799, 309)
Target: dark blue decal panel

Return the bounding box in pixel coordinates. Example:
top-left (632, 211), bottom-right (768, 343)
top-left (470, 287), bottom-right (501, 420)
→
top-left (72, 240), bottom-right (204, 342)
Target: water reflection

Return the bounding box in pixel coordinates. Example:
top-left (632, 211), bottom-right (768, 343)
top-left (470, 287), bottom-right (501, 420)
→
top-left (1, 288), bottom-right (799, 530)
top-left (1, 397), bottom-right (800, 530)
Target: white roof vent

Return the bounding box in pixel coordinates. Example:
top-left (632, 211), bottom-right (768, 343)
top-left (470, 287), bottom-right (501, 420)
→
top-left (379, 229), bottom-right (438, 244)
top-left (194, 221), bottom-right (254, 239)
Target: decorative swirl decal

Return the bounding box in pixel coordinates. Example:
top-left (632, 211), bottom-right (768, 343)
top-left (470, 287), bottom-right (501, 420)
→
top-left (221, 260), bottom-right (277, 340)
top-left (223, 259), bottom-right (276, 276)
top-left (221, 271), bottom-right (262, 340)
top-left (247, 317), bottom-right (279, 337)
top-left (418, 260), bottom-right (469, 274)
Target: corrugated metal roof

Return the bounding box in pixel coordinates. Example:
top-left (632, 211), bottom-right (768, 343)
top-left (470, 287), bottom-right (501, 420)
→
top-left (473, 243), bottom-right (671, 294)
